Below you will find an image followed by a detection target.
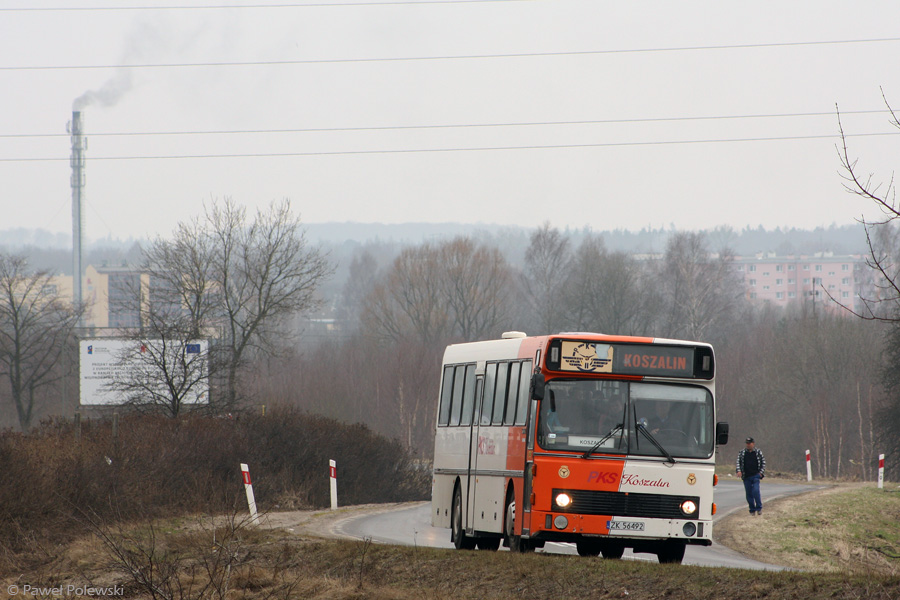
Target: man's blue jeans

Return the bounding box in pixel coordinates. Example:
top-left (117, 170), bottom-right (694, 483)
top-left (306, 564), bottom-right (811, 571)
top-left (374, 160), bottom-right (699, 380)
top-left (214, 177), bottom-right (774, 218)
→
top-left (743, 473), bottom-right (762, 513)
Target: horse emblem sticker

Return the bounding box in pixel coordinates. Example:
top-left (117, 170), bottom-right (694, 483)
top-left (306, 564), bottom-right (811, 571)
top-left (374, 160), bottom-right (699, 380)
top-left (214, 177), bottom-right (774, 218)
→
top-left (559, 466), bottom-right (570, 478)
top-left (560, 342), bottom-right (613, 373)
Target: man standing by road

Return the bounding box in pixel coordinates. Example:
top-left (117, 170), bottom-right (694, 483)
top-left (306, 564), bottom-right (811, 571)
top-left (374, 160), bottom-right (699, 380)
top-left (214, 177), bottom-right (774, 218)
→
top-left (736, 437), bottom-right (766, 515)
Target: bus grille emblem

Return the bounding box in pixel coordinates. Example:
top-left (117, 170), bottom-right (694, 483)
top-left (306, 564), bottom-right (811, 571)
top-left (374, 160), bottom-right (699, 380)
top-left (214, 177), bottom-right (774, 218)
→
top-left (687, 473), bottom-right (697, 485)
top-left (559, 466), bottom-right (570, 478)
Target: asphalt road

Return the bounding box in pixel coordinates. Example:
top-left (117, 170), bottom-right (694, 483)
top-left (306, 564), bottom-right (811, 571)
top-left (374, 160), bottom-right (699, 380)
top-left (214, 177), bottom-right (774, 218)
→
top-left (334, 479), bottom-right (818, 570)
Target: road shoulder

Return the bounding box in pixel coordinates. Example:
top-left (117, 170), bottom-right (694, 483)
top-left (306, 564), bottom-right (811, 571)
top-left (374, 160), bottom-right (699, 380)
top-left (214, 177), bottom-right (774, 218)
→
top-left (260, 502), bottom-right (423, 539)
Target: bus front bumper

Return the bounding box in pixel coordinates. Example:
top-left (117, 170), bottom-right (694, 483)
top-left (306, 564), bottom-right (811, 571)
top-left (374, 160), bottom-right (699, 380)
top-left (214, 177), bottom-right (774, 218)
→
top-left (527, 511), bottom-right (713, 546)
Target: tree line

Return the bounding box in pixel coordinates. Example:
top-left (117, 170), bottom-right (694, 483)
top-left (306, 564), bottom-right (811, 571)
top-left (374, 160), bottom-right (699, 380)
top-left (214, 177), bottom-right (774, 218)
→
top-left (254, 223), bottom-right (895, 480)
top-left (1, 199), bottom-right (898, 479)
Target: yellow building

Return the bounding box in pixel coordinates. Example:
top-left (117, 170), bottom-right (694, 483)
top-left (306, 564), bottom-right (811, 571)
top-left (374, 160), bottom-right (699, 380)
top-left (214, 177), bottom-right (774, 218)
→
top-left (47, 264), bottom-right (147, 331)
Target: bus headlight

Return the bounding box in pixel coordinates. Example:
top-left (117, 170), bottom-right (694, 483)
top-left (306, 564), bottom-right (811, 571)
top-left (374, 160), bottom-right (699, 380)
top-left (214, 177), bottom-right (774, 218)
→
top-left (680, 500), bottom-right (697, 516)
top-left (555, 493), bottom-right (572, 508)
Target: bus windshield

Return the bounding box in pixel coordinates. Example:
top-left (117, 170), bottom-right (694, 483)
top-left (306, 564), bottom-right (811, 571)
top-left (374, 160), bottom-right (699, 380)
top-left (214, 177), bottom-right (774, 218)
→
top-left (537, 379), bottom-right (714, 459)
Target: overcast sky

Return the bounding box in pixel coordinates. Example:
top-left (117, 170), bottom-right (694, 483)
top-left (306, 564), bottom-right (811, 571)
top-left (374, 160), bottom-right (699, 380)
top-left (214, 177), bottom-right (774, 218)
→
top-left (2, 1), bottom-right (900, 243)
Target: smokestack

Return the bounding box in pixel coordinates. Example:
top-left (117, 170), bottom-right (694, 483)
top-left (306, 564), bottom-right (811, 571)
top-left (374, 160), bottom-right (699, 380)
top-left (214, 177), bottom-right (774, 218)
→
top-left (69, 111), bottom-right (85, 313)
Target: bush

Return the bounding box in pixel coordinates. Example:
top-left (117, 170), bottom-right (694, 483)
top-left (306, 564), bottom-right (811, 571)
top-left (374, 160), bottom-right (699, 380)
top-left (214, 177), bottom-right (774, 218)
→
top-left (0, 408), bottom-right (430, 566)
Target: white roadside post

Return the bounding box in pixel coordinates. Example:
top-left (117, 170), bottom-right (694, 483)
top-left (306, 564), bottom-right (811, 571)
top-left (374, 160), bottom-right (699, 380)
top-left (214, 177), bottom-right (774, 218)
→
top-left (240, 463), bottom-right (261, 525)
top-left (805, 449), bottom-right (812, 482)
top-left (878, 454), bottom-right (885, 489)
top-left (330, 459), bottom-right (338, 510)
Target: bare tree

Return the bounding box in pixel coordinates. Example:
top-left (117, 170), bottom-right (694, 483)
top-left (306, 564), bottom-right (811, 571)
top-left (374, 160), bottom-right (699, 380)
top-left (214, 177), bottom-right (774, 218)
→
top-left (336, 250), bottom-right (380, 333)
top-left (658, 232), bottom-right (743, 341)
top-left (522, 223), bottom-right (571, 334)
top-left (558, 236), bottom-right (659, 336)
top-left (558, 235), bottom-right (606, 332)
top-left (100, 250), bottom-right (213, 417)
top-left (141, 217), bottom-right (219, 339)
top-left (744, 308), bottom-right (884, 478)
top-left (0, 253), bottom-right (85, 430)
top-left (115, 198), bottom-right (332, 414)
top-left (209, 198), bottom-right (333, 409)
top-left (362, 243), bottom-right (451, 344)
top-left (441, 237), bottom-right (514, 341)
top-left (361, 237), bottom-right (515, 344)
top-left (835, 93), bottom-right (900, 321)
top-left (105, 321), bottom-right (211, 418)
top-left (835, 91), bottom-right (900, 478)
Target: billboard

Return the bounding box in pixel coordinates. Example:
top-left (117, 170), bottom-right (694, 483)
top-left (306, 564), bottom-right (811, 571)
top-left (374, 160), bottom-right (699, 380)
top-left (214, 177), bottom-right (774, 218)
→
top-left (80, 339), bottom-right (209, 406)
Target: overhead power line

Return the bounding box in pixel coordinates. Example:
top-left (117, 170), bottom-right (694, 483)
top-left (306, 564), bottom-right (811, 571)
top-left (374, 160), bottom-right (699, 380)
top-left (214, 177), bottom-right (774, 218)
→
top-left (2, 130), bottom-right (898, 163)
top-left (0, 109), bottom-right (893, 139)
top-left (4, 37), bottom-right (900, 71)
top-left (0, 109), bottom-right (892, 140)
top-left (0, 0), bottom-right (529, 10)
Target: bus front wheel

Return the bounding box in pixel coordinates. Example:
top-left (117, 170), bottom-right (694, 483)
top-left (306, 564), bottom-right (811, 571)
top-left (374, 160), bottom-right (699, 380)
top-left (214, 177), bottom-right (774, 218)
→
top-left (504, 500), bottom-right (533, 553)
top-left (657, 540), bottom-right (686, 564)
top-left (576, 540), bottom-right (601, 557)
top-left (601, 542), bottom-right (625, 559)
top-left (451, 486), bottom-right (476, 550)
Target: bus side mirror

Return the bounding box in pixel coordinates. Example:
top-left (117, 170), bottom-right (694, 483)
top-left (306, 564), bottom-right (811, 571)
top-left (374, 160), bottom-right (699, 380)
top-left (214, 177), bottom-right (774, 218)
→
top-left (531, 373), bottom-right (545, 400)
top-left (715, 422), bottom-right (729, 445)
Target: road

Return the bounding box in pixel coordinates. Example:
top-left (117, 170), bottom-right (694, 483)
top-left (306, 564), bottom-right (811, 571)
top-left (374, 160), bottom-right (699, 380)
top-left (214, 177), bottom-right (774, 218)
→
top-left (333, 480), bottom-right (818, 570)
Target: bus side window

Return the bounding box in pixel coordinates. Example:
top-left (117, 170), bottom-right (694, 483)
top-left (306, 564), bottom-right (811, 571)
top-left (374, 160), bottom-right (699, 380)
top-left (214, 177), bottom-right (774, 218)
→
top-left (481, 363), bottom-right (497, 425)
top-left (459, 364), bottom-right (477, 426)
top-left (515, 360), bottom-right (531, 425)
top-left (449, 366), bottom-right (466, 426)
top-left (492, 362), bottom-right (509, 425)
top-left (504, 362), bottom-right (521, 425)
top-left (438, 366), bottom-right (454, 426)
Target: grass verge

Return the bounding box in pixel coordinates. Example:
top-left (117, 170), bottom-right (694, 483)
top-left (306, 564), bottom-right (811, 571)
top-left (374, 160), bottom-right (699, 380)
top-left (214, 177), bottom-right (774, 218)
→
top-left (3, 513), bottom-right (900, 600)
top-left (715, 482), bottom-right (900, 575)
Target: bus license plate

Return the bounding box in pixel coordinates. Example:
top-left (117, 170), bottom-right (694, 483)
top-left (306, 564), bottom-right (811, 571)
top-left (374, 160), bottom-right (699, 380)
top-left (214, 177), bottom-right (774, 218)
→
top-left (607, 520), bottom-right (644, 531)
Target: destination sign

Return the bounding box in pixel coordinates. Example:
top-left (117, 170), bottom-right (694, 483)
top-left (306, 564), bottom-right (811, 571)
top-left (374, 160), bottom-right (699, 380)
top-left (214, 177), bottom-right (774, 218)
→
top-left (548, 340), bottom-right (707, 379)
top-left (614, 346), bottom-right (695, 378)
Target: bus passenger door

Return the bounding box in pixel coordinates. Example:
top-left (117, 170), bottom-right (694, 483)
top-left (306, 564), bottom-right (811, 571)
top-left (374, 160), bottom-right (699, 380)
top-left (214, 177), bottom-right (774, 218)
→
top-left (465, 376), bottom-right (484, 534)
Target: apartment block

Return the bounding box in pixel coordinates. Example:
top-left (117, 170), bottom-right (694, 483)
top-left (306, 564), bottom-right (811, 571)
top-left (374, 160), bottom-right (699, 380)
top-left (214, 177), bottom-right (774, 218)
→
top-left (731, 252), bottom-right (874, 313)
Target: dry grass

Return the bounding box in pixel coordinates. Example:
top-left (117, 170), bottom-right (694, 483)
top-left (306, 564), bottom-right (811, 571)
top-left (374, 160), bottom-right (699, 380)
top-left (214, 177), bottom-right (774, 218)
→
top-left (3, 519), bottom-right (899, 600)
top-left (715, 482), bottom-right (900, 575)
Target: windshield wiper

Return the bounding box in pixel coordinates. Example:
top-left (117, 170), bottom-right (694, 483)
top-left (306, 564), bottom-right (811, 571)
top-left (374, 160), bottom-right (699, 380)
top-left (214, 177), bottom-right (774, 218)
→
top-left (582, 424), bottom-right (623, 459)
top-left (636, 420), bottom-right (676, 465)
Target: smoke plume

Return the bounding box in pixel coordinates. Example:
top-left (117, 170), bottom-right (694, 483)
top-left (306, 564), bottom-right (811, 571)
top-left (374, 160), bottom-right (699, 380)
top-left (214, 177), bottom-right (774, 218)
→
top-left (73, 68), bottom-right (134, 111)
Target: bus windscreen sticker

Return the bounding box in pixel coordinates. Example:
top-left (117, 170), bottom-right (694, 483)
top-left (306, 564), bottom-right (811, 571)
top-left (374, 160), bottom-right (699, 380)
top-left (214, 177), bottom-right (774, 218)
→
top-left (560, 342), bottom-right (613, 373)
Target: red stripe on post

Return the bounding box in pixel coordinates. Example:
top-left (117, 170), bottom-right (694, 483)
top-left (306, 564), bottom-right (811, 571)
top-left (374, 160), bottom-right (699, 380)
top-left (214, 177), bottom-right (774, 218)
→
top-left (879, 458), bottom-right (885, 468)
top-left (330, 466), bottom-right (337, 478)
top-left (242, 471), bottom-right (251, 485)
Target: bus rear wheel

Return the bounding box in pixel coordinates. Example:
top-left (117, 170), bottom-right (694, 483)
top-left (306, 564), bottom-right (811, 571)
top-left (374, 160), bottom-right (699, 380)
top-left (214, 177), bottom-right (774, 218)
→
top-left (451, 486), bottom-right (476, 550)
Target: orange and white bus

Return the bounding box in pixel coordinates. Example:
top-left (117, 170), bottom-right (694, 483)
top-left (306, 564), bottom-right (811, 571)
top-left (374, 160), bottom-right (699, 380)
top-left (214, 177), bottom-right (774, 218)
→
top-left (430, 331), bottom-right (729, 563)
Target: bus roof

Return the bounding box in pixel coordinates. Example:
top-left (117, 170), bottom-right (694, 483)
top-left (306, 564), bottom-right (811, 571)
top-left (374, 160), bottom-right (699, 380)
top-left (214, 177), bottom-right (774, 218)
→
top-left (442, 333), bottom-right (714, 380)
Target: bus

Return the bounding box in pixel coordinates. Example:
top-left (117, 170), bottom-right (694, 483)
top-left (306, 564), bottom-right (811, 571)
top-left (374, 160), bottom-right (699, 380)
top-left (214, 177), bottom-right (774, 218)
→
top-left (430, 331), bottom-right (729, 563)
